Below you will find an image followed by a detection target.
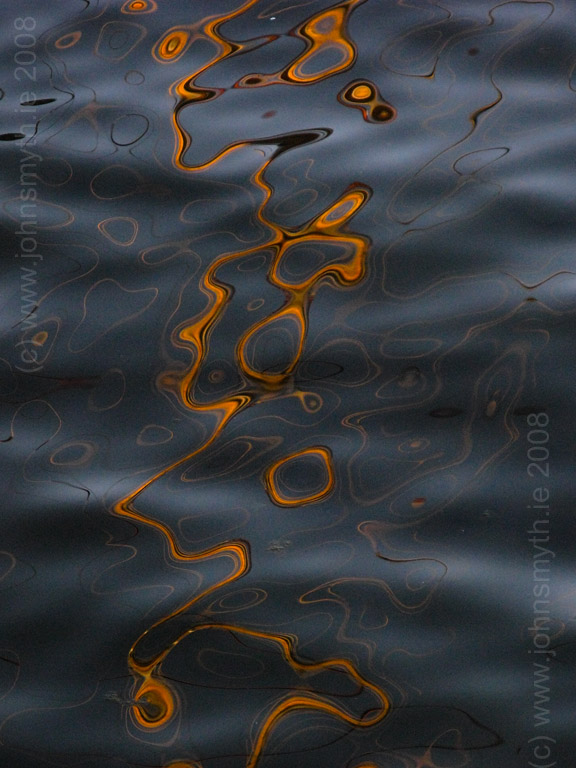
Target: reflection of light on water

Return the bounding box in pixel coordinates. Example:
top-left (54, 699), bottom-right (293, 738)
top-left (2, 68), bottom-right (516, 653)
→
top-left (8, 0), bottom-right (572, 764)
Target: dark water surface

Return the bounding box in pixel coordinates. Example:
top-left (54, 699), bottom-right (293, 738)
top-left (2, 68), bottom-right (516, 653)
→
top-left (1, 1), bottom-right (575, 766)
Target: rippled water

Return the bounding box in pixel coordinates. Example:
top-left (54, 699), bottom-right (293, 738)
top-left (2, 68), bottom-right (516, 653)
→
top-left (1, 1), bottom-right (575, 766)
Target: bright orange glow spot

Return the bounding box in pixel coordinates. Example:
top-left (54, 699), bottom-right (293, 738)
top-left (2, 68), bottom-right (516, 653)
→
top-left (339, 79), bottom-right (396, 123)
top-left (131, 676), bottom-right (176, 728)
top-left (351, 84), bottom-right (372, 100)
top-left (32, 331), bottom-right (48, 346)
top-left (123, 0), bottom-right (157, 10)
top-left (154, 28), bottom-right (191, 62)
top-left (165, 762), bottom-right (202, 768)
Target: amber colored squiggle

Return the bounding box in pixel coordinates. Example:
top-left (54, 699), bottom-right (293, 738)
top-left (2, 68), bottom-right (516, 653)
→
top-left (235, 0), bottom-right (367, 88)
top-left (264, 446), bottom-right (335, 506)
top-left (111, 4), bottom-right (387, 760)
top-left (112, 153), bottom-right (381, 761)
top-left (135, 623), bottom-right (391, 768)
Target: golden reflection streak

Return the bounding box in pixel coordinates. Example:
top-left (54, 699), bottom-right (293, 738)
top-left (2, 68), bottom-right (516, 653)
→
top-left (236, 181), bottom-right (370, 389)
top-left (162, 0), bottom-right (264, 163)
top-left (167, 0), bottom-right (364, 165)
top-left (236, 0), bottom-right (366, 87)
top-left (114, 14), bottom-right (378, 750)
top-left (114, 149), bottom-right (372, 737)
top-left (286, 0), bottom-right (364, 83)
top-left (114, 167), bottom-right (376, 747)
top-left (164, 143), bottom-right (370, 393)
top-left (134, 623), bottom-right (390, 767)
top-left (113, 395), bottom-right (251, 731)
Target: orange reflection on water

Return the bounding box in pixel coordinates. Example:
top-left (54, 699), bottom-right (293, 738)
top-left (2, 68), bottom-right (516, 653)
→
top-left (122, 0), bottom-right (157, 13)
top-left (114, 457), bottom-right (251, 730)
top-left (111, 6), bottom-right (382, 753)
top-left (136, 623), bottom-right (390, 768)
top-left (113, 161), bottom-right (377, 747)
top-left (165, 762), bottom-right (202, 768)
top-left (31, 330), bottom-right (49, 346)
top-left (131, 674), bottom-right (176, 729)
top-left (153, 28), bottom-right (192, 62)
top-left (338, 79), bottom-right (397, 123)
top-left (164, 139), bottom-right (370, 393)
top-left (236, 0), bottom-right (365, 87)
top-left (236, 182), bottom-right (371, 388)
top-left (164, 0), bottom-right (364, 165)
top-left (166, 0), bottom-right (266, 165)
top-left (231, 625), bottom-right (389, 768)
top-left (264, 446), bottom-right (335, 506)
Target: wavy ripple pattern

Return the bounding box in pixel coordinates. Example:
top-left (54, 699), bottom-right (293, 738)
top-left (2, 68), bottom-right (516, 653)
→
top-left (1, 1), bottom-right (575, 767)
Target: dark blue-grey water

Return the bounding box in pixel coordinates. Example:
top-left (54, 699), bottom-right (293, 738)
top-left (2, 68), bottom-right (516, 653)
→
top-left (1, 1), bottom-right (575, 766)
